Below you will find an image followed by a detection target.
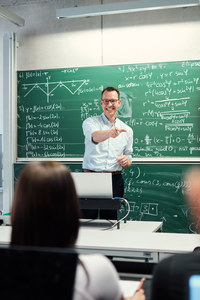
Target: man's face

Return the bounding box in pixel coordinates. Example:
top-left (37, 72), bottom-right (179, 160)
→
top-left (100, 90), bottom-right (121, 120)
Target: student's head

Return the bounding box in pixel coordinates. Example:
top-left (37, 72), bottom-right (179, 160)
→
top-left (11, 161), bottom-right (80, 248)
top-left (184, 167), bottom-right (200, 232)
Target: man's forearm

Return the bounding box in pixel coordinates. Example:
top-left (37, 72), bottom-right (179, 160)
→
top-left (92, 127), bottom-right (127, 143)
top-left (92, 130), bottom-right (111, 143)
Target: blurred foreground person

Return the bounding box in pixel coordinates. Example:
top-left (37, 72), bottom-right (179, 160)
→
top-left (11, 161), bottom-right (145, 300)
top-left (150, 167), bottom-right (200, 300)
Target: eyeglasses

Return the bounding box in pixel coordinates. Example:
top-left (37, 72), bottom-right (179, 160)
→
top-left (101, 99), bottom-right (119, 105)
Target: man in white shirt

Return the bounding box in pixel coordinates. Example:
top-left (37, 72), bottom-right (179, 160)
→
top-left (82, 86), bottom-right (133, 220)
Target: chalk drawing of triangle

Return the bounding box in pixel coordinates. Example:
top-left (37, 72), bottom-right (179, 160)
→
top-left (60, 80), bottom-right (86, 95)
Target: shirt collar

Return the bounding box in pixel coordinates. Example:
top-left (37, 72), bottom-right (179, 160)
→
top-left (101, 113), bottom-right (118, 126)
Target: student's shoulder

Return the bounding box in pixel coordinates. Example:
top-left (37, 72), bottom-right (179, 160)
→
top-left (154, 252), bottom-right (200, 275)
top-left (171, 251), bottom-right (200, 266)
top-left (79, 253), bottom-right (111, 266)
top-left (78, 253), bottom-right (118, 276)
top-left (78, 254), bottom-right (121, 300)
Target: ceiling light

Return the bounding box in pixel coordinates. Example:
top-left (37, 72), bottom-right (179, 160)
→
top-left (56, 0), bottom-right (199, 19)
top-left (0, 5), bottom-right (24, 26)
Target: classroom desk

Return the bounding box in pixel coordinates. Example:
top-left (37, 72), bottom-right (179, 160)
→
top-left (77, 229), bottom-right (200, 262)
top-left (0, 220), bottom-right (162, 244)
top-left (80, 219), bottom-right (163, 232)
top-left (0, 221), bottom-right (200, 262)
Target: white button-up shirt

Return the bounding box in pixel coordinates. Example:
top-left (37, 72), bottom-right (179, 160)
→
top-left (82, 113), bottom-right (133, 172)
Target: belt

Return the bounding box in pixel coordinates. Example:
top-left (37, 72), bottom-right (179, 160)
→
top-left (83, 169), bottom-right (121, 176)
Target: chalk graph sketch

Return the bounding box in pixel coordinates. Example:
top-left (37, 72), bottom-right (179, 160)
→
top-left (22, 78), bottom-right (88, 103)
top-left (140, 202), bottom-right (158, 216)
top-left (21, 77), bottom-right (134, 120)
top-left (120, 201), bottom-right (158, 221)
top-left (117, 91), bottom-right (133, 118)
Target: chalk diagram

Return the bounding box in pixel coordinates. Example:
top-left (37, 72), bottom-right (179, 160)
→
top-left (139, 203), bottom-right (158, 221)
top-left (117, 91), bottom-right (132, 118)
top-left (22, 78), bottom-right (88, 103)
top-left (120, 201), bottom-right (158, 221)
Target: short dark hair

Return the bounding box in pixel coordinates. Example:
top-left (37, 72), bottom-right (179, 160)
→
top-left (101, 86), bottom-right (120, 99)
top-left (11, 161), bottom-right (80, 248)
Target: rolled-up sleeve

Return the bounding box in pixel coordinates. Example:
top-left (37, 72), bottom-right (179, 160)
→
top-left (82, 117), bottom-right (98, 141)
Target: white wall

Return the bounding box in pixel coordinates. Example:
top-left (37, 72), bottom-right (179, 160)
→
top-left (0, 0), bottom-right (200, 211)
top-left (1, 1), bottom-right (200, 70)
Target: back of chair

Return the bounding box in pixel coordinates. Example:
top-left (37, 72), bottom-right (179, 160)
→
top-left (0, 245), bottom-right (78, 300)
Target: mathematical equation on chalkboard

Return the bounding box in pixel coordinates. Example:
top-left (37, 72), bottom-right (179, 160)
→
top-left (120, 164), bottom-right (197, 233)
top-left (17, 61), bottom-right (200, 158)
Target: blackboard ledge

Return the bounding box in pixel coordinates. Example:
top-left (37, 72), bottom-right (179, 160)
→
top-left (16, 158), bottom-right (83, 162)
top-left (16, 157), bottom-right (200, 163)
top-left (132, 157), bottom-right (200, 163)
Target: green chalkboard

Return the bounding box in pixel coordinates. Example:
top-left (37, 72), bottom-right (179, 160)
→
top-left (122, 163), bottom-right (195, 233)
top-left (17, 60), bottom-right (200, 158)
top-left (14, 163), bottom-right (199, 233)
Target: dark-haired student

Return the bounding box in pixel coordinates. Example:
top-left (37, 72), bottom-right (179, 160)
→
top-left (82, 86), bottom-right (133, 220)
top-left (11, 161), bottom-right (145, 300)
top-left (150, 167), bottom-right (200, 300)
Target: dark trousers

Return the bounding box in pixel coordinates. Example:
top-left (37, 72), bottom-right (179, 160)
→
top-left (81, 173), bottom-right (124, 220)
